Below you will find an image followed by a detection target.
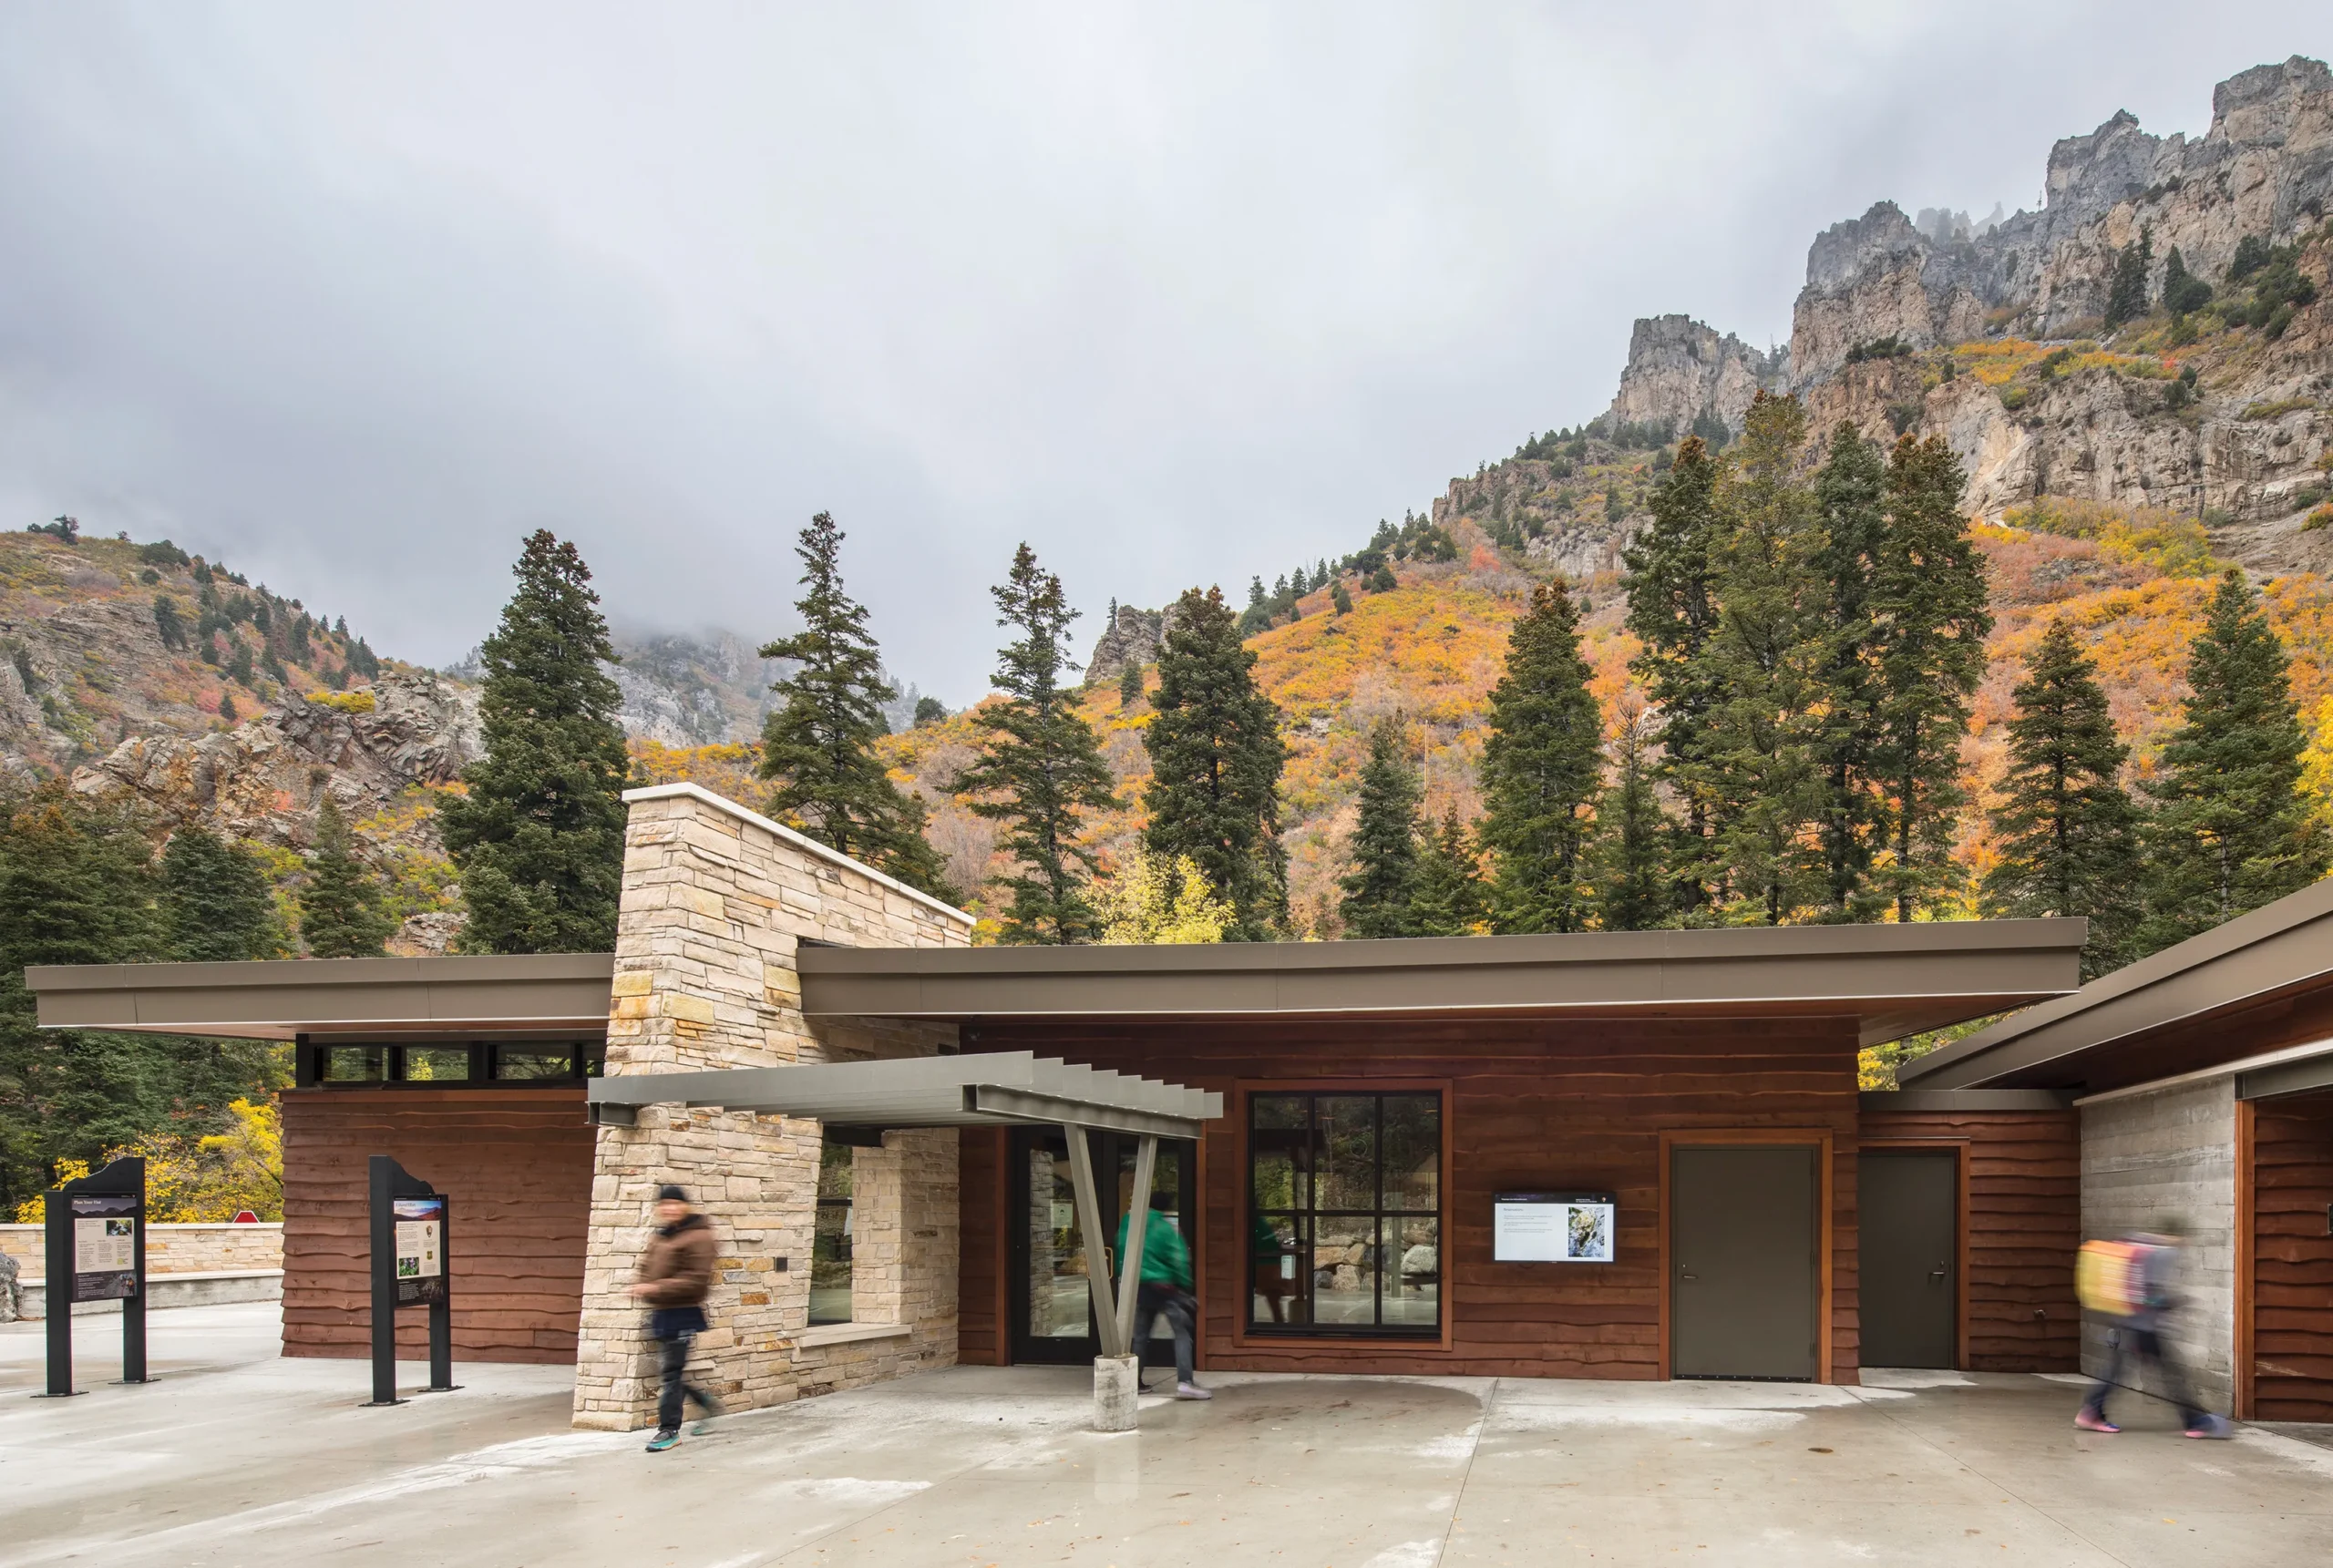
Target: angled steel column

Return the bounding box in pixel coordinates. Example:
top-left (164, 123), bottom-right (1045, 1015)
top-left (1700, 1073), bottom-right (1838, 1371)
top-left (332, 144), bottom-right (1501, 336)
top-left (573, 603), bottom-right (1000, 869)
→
top-left (1114, 1135), bottom-right (1157, 1358)
top-left (1061, 1126), bottom-right (1122, 1357)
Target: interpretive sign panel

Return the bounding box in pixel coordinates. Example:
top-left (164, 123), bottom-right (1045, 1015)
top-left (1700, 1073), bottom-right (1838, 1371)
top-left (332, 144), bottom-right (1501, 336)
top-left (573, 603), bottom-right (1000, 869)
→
top-left (393, 1196), bottom-right (447, 1306)
top-left (1494, 1192), bottom-right (1616, 1263)
top-left (73, 1197), bottom-right (139, 1302)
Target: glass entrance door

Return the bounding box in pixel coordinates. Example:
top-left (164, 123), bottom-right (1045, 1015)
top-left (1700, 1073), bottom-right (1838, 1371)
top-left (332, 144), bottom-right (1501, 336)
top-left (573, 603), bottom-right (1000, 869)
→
top-left (1009, 1126), bottom-right (1196, 1366)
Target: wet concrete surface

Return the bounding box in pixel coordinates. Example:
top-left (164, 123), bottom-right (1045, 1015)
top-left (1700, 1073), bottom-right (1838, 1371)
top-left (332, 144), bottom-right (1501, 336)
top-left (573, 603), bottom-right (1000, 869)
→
top-left (5, 1307), bottom-right (2330, 1565)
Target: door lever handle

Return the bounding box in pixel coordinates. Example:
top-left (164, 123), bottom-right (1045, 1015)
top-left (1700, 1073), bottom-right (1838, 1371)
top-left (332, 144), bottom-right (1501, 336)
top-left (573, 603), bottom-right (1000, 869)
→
top-left (1680, 1272), bottom-right (1698, 1281)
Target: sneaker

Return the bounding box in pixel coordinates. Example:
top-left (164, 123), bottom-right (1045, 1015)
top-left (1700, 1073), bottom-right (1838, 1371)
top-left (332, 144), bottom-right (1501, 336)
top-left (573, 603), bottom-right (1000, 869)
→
top-left (2073, 1409), bottom-right (2119, 1433)
top-left (645, 1429), bottom-right (679, 1452)
top-left (2184, 1415), bottom-right (2232, 1440)
top-left (1175, 1382), bottom-right (1212, 1400)
top-left (692, 1393), bottom-right (725, 1435)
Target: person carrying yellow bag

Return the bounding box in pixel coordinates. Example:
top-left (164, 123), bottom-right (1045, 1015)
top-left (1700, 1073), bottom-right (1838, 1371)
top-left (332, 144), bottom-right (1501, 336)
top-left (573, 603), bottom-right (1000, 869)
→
top-left (2073, 1223), bottom-right (2228, 1438)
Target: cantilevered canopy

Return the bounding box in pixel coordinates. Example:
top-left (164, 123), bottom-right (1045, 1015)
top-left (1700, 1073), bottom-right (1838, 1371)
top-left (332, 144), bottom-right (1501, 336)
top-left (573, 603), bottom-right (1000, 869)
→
top-left (583, 1050), bottom-right (1221, 1140)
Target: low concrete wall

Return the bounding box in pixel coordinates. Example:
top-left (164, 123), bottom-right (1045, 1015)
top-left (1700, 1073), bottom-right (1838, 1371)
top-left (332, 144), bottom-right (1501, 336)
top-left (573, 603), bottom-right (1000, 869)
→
top-left (1, 1223), bottom-right (284, 1275)
top-left (19, 1268), bottom-right (284, 1319)
top-left (2081, 1080), bottom-right (2237, 1414)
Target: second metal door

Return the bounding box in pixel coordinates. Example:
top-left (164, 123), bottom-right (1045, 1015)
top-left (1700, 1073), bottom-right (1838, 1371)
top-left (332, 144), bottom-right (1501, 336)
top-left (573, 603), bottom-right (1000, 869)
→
top-left (1858, 1150), bottom-right (1957, 1369)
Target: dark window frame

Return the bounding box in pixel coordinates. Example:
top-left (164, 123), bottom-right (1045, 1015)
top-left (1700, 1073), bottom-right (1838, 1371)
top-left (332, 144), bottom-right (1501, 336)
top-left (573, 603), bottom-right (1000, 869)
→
top-left (1244, 1088), bottom-right (1444, 1340)
top-left (298, 1039), bottom-right (605, 1089)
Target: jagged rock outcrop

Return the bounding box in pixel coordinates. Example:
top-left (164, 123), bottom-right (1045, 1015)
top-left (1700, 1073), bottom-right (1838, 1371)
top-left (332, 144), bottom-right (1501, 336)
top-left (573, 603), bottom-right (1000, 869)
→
top-left (1602, 315), bottom-right (1787, 438)
top-left (1792, 56), bottom-right (2333, 384)
top-left (1084, 602), bottom-right (1189, 686)
top-left (604, 627), bottom-right (780, 745)
top-left (72, 671), bottom-right (480, 848)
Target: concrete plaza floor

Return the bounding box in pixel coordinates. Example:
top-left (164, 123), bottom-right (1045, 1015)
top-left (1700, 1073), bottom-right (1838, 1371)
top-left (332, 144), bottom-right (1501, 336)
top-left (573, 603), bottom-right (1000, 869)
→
top-left (5, 1305), bottom-right (2333, 1565)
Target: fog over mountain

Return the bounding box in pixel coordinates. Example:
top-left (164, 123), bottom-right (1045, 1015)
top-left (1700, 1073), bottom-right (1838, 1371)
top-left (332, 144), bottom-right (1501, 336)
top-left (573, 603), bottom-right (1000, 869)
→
top-left (0, 5), bottom-right (2321, 702)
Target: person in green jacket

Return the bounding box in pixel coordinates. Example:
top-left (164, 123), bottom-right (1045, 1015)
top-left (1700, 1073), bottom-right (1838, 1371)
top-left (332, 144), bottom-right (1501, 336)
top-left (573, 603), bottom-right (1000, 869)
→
top-left (1115, 1192), bottom-right (1208, 1399)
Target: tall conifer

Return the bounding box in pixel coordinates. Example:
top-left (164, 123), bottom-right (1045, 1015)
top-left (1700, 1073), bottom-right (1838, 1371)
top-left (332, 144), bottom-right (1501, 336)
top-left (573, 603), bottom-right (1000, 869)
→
top-left (1625, 435), bottom-right (1722, 915)
top-left (758, 513), bottom-right (953, 899)
top-left (1480, 579), bottom-right (1602, 933)
top-left (1411, 807), bottom-right (1487, 937)
top-left (440, 530), bottom-right (632, 953)
top-left (1808, 423), bottom-right (1888, 920)
top-left (1591, 702), bottom-right (1670, 930)
top-left (298, 794), bottom-right (394, 958)
top-left (953, 544), bottom-right (1117, 943)
top-left (1872, 436), bottom-right (1991, 921)
top-left (1142, 586), bottom-right (1288, 940)
top-left (1983, 619), bottom-right (2142, 977)
top-left (160, 826), bottom-right (283, 961)
top-left (1683, 392), bottom-right (1826, 922)
top-left (2142, 572), bottom-right (2328, 950)
top-left (1338, 720), bottom-right (1423, 938)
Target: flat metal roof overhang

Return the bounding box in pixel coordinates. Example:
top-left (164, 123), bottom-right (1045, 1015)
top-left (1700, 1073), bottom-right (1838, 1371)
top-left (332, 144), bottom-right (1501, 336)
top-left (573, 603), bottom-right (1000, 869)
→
top-left (26, 954), bottom-right (618, 1040)
top-left (1902, 875), bottom-right (2333, 1092)
top-left (796, 919), bottom-right (2090, 1048)
top-left (585, 1051), bottom-right (1221, 1139)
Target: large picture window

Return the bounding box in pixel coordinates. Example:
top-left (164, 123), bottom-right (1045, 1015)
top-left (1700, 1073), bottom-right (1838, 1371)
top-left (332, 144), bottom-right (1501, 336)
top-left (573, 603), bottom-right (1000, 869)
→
top-left (1248, 1091), bottom-right (1441, 1336)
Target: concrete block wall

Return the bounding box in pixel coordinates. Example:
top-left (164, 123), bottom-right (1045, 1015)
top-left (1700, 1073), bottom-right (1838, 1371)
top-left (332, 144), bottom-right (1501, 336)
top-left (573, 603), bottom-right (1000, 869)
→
top-left (2081, 1079), bottom-right (2238, 1414)
top-left (570, 784), bottom-right (971, 1432)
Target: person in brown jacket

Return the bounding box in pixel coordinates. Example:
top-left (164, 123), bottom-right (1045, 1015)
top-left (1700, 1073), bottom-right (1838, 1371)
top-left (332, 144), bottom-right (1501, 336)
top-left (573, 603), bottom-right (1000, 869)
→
top-left (630, 1184), bottom-right (722, 1450)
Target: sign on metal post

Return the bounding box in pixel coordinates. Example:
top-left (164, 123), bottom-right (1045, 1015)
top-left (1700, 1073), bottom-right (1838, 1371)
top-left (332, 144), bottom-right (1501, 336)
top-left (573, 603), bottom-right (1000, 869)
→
top-left (40, 1155), bottom-right (149, 1398)
top-left (366, 1155), bottom-right (457, 1406)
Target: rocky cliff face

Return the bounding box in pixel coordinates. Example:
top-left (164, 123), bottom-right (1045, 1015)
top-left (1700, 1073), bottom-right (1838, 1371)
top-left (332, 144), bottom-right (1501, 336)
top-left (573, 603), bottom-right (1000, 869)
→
top-left (1083, 601), bottom-right (1193, 686)
top-left (1603, 315), bottom-right (1788, 437)
top-left (1440, 56), bottom-right (2333, 589)
top-left (1791, 56), bottom-right (2333, 382)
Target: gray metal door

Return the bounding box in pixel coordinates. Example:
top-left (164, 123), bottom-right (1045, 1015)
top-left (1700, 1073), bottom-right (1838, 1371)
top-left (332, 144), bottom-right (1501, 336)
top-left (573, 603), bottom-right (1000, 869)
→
top-left (1671, 1145), bottom-right (1819, 1379)
top-left (1858, 1151), bottom-right (1957, 1368)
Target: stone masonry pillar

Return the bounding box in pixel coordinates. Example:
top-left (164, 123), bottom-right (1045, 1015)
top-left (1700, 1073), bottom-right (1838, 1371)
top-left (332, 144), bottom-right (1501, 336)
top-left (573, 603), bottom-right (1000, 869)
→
top-left (570, 784), bottom-right (972, 1431)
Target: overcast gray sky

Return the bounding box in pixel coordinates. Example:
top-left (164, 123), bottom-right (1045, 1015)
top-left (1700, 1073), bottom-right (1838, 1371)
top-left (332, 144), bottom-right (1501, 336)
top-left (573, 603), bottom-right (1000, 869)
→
top-left (1, 5), bottom-right (2320, 701)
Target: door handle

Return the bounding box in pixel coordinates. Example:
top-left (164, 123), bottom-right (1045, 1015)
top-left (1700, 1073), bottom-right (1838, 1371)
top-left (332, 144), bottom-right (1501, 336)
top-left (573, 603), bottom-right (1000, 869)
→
top-left (1680, 1272), bottom-right (1698, 1281)
top-left (1927, 1267), bottom-right (1948, 1281)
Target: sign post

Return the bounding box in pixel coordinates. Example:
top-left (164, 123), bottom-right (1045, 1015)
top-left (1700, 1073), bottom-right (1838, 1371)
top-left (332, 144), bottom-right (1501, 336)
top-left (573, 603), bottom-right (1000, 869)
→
top-left (40, 1155), bottom-right (148, 1398)
top-left (366, 1155), bottom-right (456, 1406)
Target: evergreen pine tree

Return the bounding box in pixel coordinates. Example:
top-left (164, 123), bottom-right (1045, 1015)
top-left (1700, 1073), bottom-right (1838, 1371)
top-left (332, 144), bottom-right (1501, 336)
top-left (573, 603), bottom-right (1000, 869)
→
top-left (1626, 434), bottom-right (1723, 915)
top-left (1983, 619), bottom-right (2143, 977)
top-left (952, 544), bottom-right (1119, 944)
top-left (1338, 720), bottom-right (1423, 938)
top-left (438, 530), bottom-right (632, 953)
top-left (1807, 423), bottom-right (1889, 920)
top-left (1590, 702), bottom-right (1670, 930)
top-left (1119, 661), bottom-right (1144, 709)
top-left (299, 794), bottom-right (394, 958)
top-left (2103, 227), bottom-right (2153, 329)
top-left (1480, 578), bottom-right (1603, 933)
top-left (1872, 436), bottom-right (1992, 921)
top-left (2142, 571), bottom-right (2328, 950)
top-left (757, 513), bottom-right (953, 899)
top-left (1411, 806), bottom-right (1486, 937)
top-left (1681, 392), bottom-right (1827, 922)
top-left (159, 826), bottom-right (283, 961)
top-left (1142, 586), bottom-right (1288, 940)
top-left (1331, 580), bottom-right (1352, 616)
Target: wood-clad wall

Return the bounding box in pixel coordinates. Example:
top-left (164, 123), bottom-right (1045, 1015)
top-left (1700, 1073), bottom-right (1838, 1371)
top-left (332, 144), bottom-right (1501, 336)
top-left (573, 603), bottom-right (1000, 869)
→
top-left (281, 1088), bottom-right (594, 1364)
top-left (1857, 1104), bottom-right (2081, 1372)
top-left (956, 1017), bottom-right (1863, 1381)
top-left (2249, 1091), bottom-right (2333, 1420)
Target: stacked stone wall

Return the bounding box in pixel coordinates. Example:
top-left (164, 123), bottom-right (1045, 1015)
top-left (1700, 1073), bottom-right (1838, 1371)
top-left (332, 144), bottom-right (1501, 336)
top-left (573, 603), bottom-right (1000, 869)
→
top-left (0, 1222), bottom-right (283, 1276)
top-left (571, 784), bottom-right (971, 1431)
top-left (2081, 1080), bottom-right (2238, 1413)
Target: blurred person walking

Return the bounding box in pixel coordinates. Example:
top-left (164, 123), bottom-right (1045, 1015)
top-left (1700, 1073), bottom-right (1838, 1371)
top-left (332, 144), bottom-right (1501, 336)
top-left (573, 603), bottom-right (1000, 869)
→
top-left (1118, 1191), bottom-right (1208, 1399)
top-left (631, 1184), bottom-right (724, 1451)
top-left (2073, 1222), bottom-right (2229, 1438)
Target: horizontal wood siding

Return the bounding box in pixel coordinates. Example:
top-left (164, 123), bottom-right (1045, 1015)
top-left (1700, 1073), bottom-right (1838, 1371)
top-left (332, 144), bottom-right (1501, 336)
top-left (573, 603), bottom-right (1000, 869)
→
top-left (957, 1018), bottom-right (1862, 1382)
top-left (2252, 1091), bottom-right (2333, 1421)
top-left (1858, 1105), bottom-right (2081, 1371)
top-left (280, 1088), bottom-right (594, 1365)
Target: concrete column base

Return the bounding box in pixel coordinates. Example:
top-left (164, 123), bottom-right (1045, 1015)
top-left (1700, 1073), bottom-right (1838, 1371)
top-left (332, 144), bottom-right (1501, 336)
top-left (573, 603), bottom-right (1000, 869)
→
top-left (1093, 1353), bottom-right (1140, 1431)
